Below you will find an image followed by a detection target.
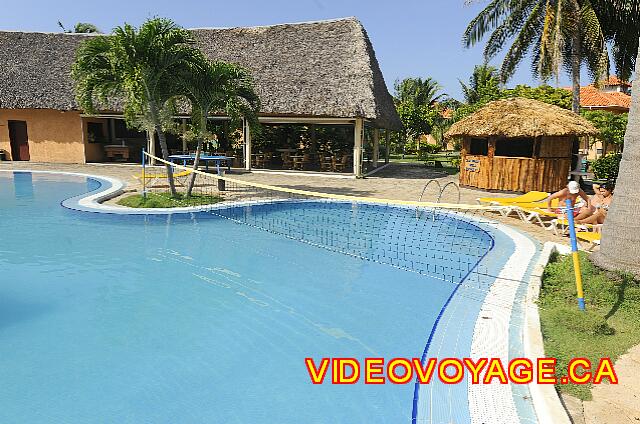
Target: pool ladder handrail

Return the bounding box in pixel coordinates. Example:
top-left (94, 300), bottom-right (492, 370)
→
top-left (416, 180), bottom-right (461, 220)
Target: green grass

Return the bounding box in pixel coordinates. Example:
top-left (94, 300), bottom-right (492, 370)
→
top-left (539, 252), bottom-right (640, 399)
top-left (117, 192), bottom-right (223, 208)
top-left (389, 154), bottom-right (423, 163)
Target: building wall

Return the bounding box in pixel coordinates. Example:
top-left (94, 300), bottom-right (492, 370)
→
top-left (0, 109), bottom-right (85, 163)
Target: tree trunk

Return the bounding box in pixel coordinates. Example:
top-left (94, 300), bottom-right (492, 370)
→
top-left (185, 114), bottom-right (207, 197)
top-left (591, 47), bottom-right (640, 277)
top-left (154, 126), bottom-right (177, 197)
top-left (149, 100), bottom-right (177, 197)
top-left (571, 25), bottom-right (581, 114)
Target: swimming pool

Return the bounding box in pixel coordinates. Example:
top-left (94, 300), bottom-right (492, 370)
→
top-left (0, 171), bottom-right (538, 423)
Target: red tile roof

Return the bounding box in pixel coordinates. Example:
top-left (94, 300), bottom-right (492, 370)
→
top-left (599, 76), bottom-right (631, 87)
top-left (579, 86), bottom-right (631, 110)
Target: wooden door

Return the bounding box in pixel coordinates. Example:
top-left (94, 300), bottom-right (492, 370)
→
top-left (8, 121), bottom-right (30, 161)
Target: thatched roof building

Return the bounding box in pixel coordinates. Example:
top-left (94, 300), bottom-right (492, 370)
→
top-left (0, 18), bottom-right (399, 173)
top-left (446, 97), bottom-right (598, 138)
top-left (446, 97), bottom-right (598, 192)
top-left (0, 18), bottom-right (400, 130)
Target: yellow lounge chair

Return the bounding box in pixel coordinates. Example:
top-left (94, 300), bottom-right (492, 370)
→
top-left (576, 231), bottom-right (601, 251)
top-left (483, 196), bottom-right (555, 218)
top-left (476, 191), bottom-right (549, 205)
top-left (133, 168), bottom-right (192, 187)
top-left (516, 203), bottom-right (561, 228)
top-left (550, 218), bottom-right (598, 235)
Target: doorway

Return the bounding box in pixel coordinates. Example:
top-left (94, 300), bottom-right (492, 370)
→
top-left (8, 121), bottom-right (30, 161)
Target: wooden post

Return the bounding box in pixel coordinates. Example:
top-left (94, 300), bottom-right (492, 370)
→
top-left (244, 119), bottom-right (252, 171)
top-left (372, 128), bottom-right (380, 168)
top-left (487, 137), bottom-right (496, 188)
top-left (385, 130), bottom-right (390, 164)
top-left (353, 118), bottom-right (364, 177)
top-left (181, 119), bottom-right (188, 152)
top-left (109, 118), bottom-right (116, 144)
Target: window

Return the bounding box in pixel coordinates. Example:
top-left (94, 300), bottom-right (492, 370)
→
top-left (495, 138), bottom-right (534, 158)
top-left (87, 122), bottom-right (106, 143)
top-left (469, 138), bottom-right (488, 156)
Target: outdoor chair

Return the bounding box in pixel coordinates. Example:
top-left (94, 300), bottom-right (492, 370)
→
top-left (281, 152), bottom-right (293, 169)
top-left (334, 154), bottom-right (351, 172)
top-left (255, 152), bottom-right (273, 169)
top-left (576, 231), bottom-right (601, 251)
top-left (292, 154), bottom-right (311, 170)
top-left (476, 191), bottom-right (549, 206)
top-left (549, 218), bottom-right (600, 236)
top-left (320, 155), bottom-right (334, 172)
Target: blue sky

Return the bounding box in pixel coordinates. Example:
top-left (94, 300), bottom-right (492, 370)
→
top-left (1, 0), bottom-right (574, 100)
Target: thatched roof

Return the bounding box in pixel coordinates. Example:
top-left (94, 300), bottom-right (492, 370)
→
top-left (445, 97), bottom-right (598, 138)
top-left (0, 18), bottom-right (401, 130)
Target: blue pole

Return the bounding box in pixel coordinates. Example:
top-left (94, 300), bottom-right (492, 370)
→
top-left (565, 199), bottom-right (585, 310)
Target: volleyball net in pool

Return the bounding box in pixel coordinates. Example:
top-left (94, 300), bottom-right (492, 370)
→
top-left (139, 152), bottom-right (517, 300)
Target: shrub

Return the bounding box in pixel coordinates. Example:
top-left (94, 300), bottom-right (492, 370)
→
top-left (590, 153), bottom-right (622, 181)
top-left (421, 144), bottom-right (442, 154)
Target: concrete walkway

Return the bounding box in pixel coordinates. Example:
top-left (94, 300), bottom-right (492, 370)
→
top-left (562, 344), bottom-right (640, 424)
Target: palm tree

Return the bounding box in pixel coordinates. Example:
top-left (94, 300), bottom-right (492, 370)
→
top-left (592, 47), bottom-right (640, 277)
top-left (464, 0), bottom-right (609, 113)
top-left (394, 77), bottom-right (446, 106)
top-left (72, 18), bottom-right (200, 196)
top-left (459, 64), bottom-right (501, 104)
top-left (591, 0), bottom-right (640, 81)
top-left (178, 55), bottom-right (260, 196)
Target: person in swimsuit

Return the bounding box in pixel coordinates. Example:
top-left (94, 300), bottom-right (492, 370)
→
top-left (547, 181), bottom-right (590, 217)
top-left (575, 183), bottom-right (604, 221)
top-left (576, 183), bottom-right (614, 225)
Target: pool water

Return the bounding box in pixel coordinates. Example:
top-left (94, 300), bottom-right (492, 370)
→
top-left (0, 172), bottom-right (494, 424)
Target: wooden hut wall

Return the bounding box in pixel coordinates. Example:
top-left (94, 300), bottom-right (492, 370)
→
top-left (460, 136), bottom-right (572, 192)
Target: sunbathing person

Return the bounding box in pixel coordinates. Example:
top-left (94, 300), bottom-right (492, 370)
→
top-left (574, 183), bottom-right (603, 221)
top-left (547, 181), bottom-right (590, 217)
top-left (576, 183), bottom-right (614, 225)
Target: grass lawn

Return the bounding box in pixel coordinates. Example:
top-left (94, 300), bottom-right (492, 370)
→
top-left (539, 251), bottom-right (640, 400)
top-left (117, 192), bottom-right (223, 208)
top-left (388, 154), bottom-right (423, 163)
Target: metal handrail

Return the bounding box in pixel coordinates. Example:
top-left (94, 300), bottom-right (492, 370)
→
top-left (438, 181), bottom-right (461, 205)
top-left (416, 179), bottom-right (442, 220)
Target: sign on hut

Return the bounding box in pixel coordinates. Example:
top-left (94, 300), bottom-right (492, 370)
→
top-left (445, 98), bottom-right (598, 192)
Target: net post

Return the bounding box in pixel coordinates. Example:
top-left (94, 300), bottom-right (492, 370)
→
top-left (565, 199), bottom-right (585, 311)
top-left (217, 165), bottom-right (226, 191)
top-left (141, 148), bottom-right (147, 199)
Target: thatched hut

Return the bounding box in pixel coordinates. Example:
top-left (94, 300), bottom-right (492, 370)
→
top-left (445, 97), bottom-right (598, 192)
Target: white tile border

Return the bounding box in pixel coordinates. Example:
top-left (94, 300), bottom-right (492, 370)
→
top-left (523, 242), bottom-right (572, 424)
top-left (468, 224), bottom-right (538, 423)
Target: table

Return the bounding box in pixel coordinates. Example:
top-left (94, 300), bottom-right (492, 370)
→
top-left (104, 145), bottom-right (130, 161)
top-left (168, 154), bottom-right (234, 173)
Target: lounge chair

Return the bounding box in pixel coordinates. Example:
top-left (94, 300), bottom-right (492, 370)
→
top-left (515, 200), bottom-right (561, 227)
top-left (576, 231), bottom-right (601, 251)
top-left (476, 191), bottom-right (549, 205)
top-left (133, 168), bottom-right (192, 187)
top-left (493, 198), bottom-right (560, 221)
top-left (550, 218), bottom-right (598, 236)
